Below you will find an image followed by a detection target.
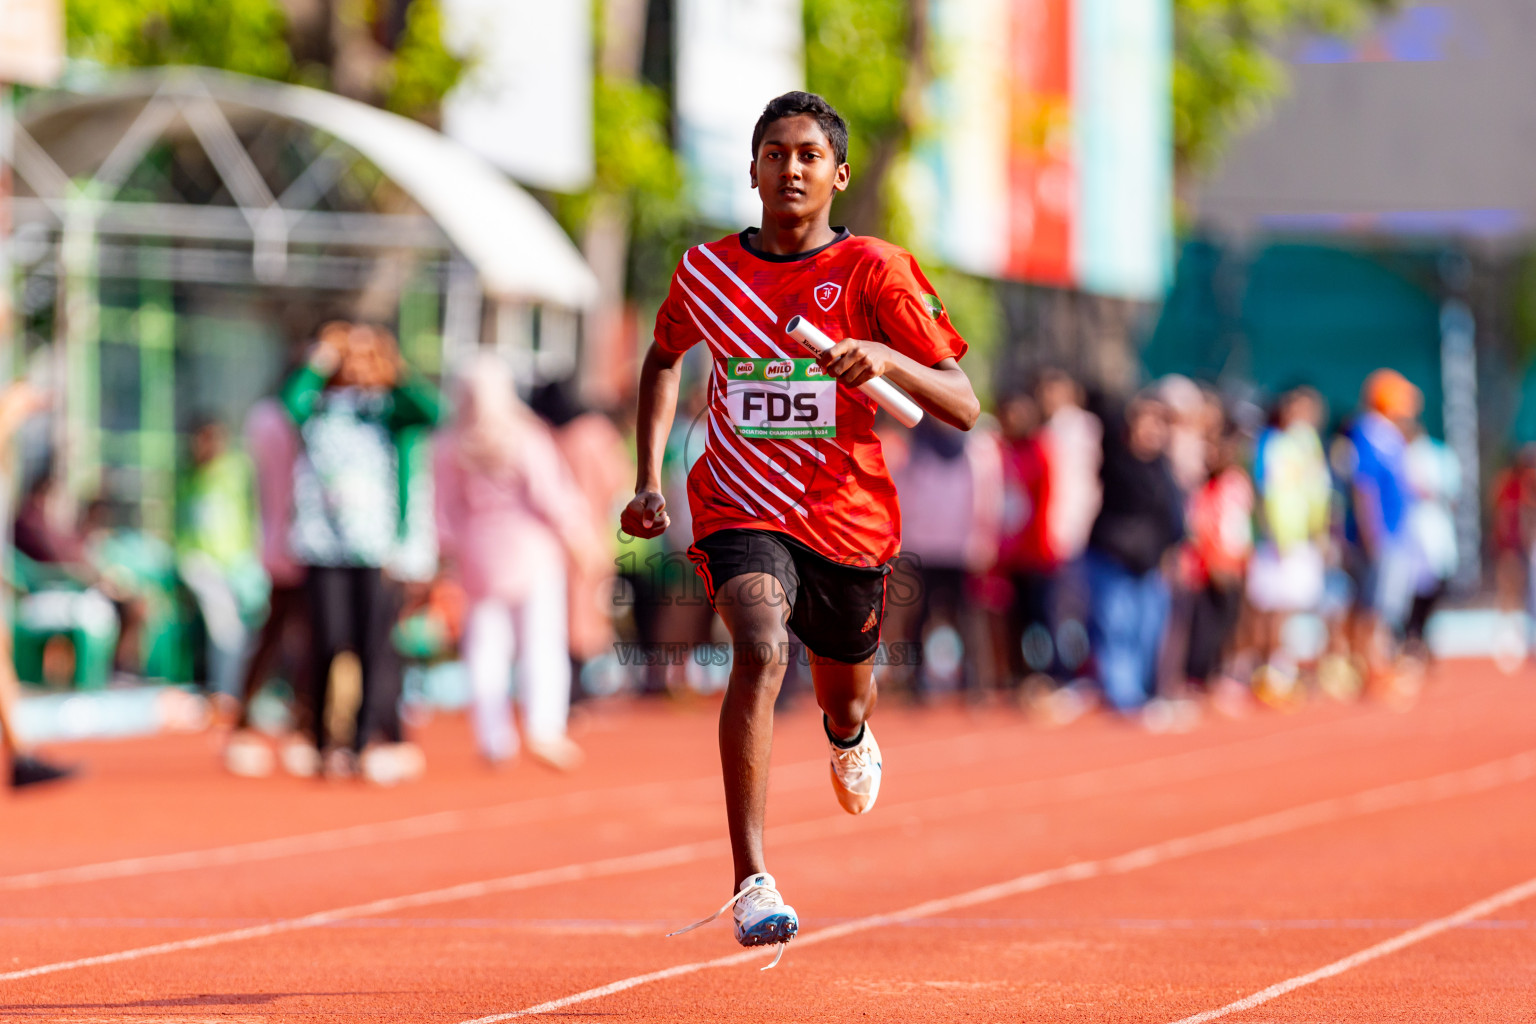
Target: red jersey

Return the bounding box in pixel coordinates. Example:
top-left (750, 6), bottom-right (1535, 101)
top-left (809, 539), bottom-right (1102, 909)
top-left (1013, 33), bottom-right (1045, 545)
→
top-left (654, 229), bottom-right (967, 566)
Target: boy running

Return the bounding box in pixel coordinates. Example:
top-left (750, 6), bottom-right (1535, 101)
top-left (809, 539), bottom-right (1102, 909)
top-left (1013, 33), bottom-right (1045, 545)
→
top-left (621, 92), bottom-right (979, 958)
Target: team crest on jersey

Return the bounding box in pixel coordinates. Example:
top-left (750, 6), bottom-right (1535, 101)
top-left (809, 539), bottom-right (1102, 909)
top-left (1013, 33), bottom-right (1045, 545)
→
top-left (813, 281), bottom-right (842, 312)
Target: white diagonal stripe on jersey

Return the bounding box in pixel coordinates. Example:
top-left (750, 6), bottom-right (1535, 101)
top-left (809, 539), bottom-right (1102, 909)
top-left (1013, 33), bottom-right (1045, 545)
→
top-left (696, 244), bottom-right (780, 324)
top-left (708, 449), bottom-right (788, 525)
top-left (765, 438), bottom-right (805, 467)
top-left (680, 281), bottom-right (756, 357)
top-left (710, 409), bottom-right (799, 482)
top-left (684, 250), bottom-right (791, 359)
top-left (706, 432), bottom-right (801, 525)
top-left (704, 458), bottom-right (777, 524)
top-left (683, 303), bottom-right (743, 362)
top-left (707, 414), bottom-right (804, 513)
top-left (701, 405), bottom-right (798, 518)
top-left (681, 291), bottom-right (746, 359)
top-left (784, 437), bottom-right (826, 463)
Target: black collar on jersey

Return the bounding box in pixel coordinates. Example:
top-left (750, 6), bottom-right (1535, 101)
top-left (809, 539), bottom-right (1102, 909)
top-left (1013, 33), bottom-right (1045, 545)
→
top-left (738, 226), bottom-right (852, 263)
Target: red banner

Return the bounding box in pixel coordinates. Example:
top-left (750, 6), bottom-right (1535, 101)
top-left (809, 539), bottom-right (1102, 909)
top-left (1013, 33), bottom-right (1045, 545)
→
top-left (1004, 0), bottom-right (1075, 285)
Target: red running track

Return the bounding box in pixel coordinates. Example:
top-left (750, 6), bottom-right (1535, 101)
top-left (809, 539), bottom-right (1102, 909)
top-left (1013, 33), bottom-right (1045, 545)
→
top-left (3, 664), bottom-right (1534, 1022)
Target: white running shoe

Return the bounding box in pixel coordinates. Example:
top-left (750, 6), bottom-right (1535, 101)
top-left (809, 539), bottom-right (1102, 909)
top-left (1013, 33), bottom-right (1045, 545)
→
top-left (667, 872), bottom-right (798, 967)
top-left (223, 729), bottom-right (274, 778)
top-left (360, 742), bottom-right (426, 786)
top-left (827, 717), bottom-right (882, 815)
top-left (525, 735), bottom-right (585, 772)
top-left (279, 736), bottom-right (322, 778)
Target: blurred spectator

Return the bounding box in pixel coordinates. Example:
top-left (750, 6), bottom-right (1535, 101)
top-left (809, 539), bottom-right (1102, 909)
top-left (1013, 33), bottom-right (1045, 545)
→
top-left (1085, 392), bottom-right (1185, 712)
top-left (656, 374), bottom-right (721, 694)
top-left (530, 381), bottom-right (630, 694)
top-left (1489, 445), bottom-right (1536, 639)
top-left (435, 354), bottom-right (592, 770)
top-left (224, 391), bottom-right (317, 779)
top-left (994, 389), bottom-right (1062, 688)
top-left (1340, 369), bottom-right (1421, 689)
top-left (283, 323), bottom-right (441, 781)
top-left (891, 416), bottom-right (1001, 697)
top-left (0, 381), bottom-right (75, 789)
top-left (1036, 368), bottom-right (1101, 564)
top-left (1247, 387), bottom-right (1332, 692)
top-left (1159, 374), bottom-right (1212, 493)
top-left (176, 415), bottom-right (266, 705)
top-left (1034, 368), bottom-right (1100, 685)
top-left (1181, 408), bottom-right (1253, 693)
top-left (15, 478), bottom-right (149, 677)
top-left (1402, 424), bottom-right (1460, 660)
top-left (1156, 377), bottom-right (1218, 696)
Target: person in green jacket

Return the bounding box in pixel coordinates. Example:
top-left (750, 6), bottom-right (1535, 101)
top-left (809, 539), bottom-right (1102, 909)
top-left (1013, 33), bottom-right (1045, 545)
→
top-left (282, 322), bottom-right (441, 779)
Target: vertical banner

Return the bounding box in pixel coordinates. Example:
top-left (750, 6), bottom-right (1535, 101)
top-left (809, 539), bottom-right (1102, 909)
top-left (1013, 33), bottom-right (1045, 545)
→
top-left (677, 0), bottom-right (804, 228)
top-left (440, 0), bottom-right (593, 192)
top-left (1074, 0), bottom-right (1171, 298)
top-left (922, 0), bottom-right (1010, 278)
top-left (1005, 0), bottom-right (1074, 284)
top-left (915, 0), bottom-right (1170, 299)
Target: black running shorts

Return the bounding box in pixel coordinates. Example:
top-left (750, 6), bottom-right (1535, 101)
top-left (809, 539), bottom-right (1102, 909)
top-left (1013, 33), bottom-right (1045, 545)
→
top-left (688, 528), bottom-right (890, 664)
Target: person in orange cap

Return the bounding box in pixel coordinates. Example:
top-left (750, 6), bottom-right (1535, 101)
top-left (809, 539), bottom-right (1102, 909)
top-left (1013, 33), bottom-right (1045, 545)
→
top-left (1364, 369), bottom-right (1423, 426)
top-left (1340, 368), bottom-right (1423, 694)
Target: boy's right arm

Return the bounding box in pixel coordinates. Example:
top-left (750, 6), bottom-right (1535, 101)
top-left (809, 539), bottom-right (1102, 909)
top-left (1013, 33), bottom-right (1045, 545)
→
top-left (620, 343), bottom-right (684, 539)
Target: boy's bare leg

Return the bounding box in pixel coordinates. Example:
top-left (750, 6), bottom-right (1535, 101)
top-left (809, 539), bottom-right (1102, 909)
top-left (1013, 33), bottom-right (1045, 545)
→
top-left (712, 572), bottom-right (791, 889)
top-left (809, 654), bottom-right (877, 740)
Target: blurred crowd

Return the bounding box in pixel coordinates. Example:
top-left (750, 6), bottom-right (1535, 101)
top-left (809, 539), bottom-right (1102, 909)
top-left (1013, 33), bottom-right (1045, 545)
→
top-left (0, 316), bottom-right (1492, 788)
top-left (877, 364), bottom-right (1463, 725)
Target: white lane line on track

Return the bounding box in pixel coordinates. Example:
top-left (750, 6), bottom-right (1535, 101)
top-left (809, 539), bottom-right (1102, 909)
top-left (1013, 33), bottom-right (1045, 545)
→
top-left (2, 718), bottom-right (1525, 987)
top-left (0, 722), bottom-right (1027, 892)
top-left (1165, 874), bottom-right (1536, 1024)
top-left (455, 750), bottom-right (1536, 1022)
top-left (0, 780), bottom-right (692, 892)
top-left (0, 698), bottom-right (1457, 894)
top-left (11, 915), bottom-right (1533, 932)
top-left (5, 735), bottom-right (1528, 988)
top-left (0, 839), bottom-right (728, 983)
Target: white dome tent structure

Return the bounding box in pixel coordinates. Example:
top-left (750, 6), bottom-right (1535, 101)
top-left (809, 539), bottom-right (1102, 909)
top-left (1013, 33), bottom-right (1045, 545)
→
top-left (3, 67), bottom-right (597, 529)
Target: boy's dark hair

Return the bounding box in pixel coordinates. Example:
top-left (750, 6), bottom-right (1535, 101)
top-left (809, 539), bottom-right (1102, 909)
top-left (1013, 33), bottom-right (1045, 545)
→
top-left (751, 91), bottom-right (849, 165)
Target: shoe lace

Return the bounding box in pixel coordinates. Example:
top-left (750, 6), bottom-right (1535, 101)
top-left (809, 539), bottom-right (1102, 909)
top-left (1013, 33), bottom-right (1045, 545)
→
top-left (665, 881), bottom-right (791, 970)
top-left (832, 742), bottom-right (870, 772)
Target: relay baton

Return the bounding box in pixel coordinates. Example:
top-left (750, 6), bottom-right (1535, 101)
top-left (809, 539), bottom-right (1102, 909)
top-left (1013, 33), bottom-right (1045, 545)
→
top-left (784, 316), bottom-right (924, 428)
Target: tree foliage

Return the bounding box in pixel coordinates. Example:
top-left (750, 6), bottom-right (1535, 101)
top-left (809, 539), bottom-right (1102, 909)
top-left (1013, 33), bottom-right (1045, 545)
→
top-left (383, 0), bottom-right (466, 122)
top-left (583, 75), bottom-right (682, 234)
top-left (65, 0), bottom-right (293, 81)
top-left (64, 0), bottom-right (465, 123)
top-left (803, 0), bottom-right (913, 235)
top-left (1174, 0), bottom-right (1400, 171)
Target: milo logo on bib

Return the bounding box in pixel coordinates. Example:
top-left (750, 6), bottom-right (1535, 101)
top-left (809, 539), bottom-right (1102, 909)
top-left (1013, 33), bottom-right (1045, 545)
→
top-left (725, 358), bottom-right (836, 439)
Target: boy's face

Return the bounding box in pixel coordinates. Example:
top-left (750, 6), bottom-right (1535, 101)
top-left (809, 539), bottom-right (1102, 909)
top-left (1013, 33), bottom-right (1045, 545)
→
top-left (750, 114), bottom-right (849, 221)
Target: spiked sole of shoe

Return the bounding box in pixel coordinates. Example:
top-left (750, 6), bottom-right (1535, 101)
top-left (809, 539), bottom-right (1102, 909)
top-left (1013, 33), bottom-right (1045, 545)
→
top-left (737, 913), bottom-right (798, 946)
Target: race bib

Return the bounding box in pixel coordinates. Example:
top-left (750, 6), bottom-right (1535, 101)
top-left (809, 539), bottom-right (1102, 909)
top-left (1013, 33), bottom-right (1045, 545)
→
top-left (725, 358), bottom-right (836, 439)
